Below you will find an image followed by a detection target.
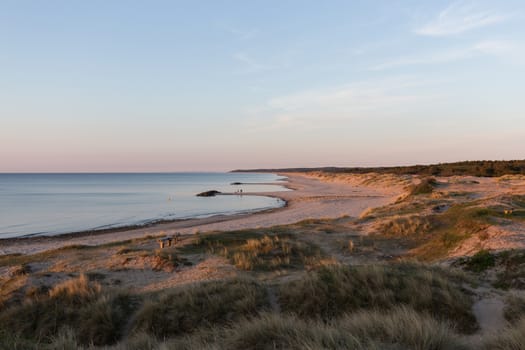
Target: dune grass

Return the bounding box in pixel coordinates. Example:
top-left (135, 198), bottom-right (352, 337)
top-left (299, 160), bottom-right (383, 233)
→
top-left (504, 295), bottom-right (525, 325)
top-left (41, 308), bottom-right (467, 350)
top-left (0, 276), bottom-right (269, 347)
top-left (131, 278), bottom-right (269, 338)
top-left (482, 317), bottom-right (525, 350)
top-left (185, 230), bottom-right (323, 271)
top-left (378, 215), bottom-right (434, 237)
top-left (278, 263), bottom-right (477, 333)
top-left (406, 204), bottom-right (496, 261)
top-left (491, 249), bottom-right (525, 289)
top-left (0, 274), bottom-right (140, 346)
top-left (171, 307), bottom-right (467, 350)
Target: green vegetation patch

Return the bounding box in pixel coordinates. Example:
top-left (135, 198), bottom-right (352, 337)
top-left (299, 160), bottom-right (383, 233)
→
top-left (462, 250), bottom-right (496, 272)
top-left (278, 263), bottom-right (477, 333)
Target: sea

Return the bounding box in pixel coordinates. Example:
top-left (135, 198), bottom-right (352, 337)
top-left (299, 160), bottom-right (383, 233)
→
top-left (0, 173), bottom-right (288, 239)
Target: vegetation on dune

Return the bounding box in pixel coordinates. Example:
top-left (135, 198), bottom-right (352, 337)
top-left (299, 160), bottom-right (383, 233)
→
top-left (372, 202), bottom-right (497, 261)
top-left (409, 177), bottom-right (438, 196)
top-left (453, 248), bottom-right (525, 290)
top-left (234, 159), bottom-right (525, 177)
top-left (492, 250), bottom-right (525, 289)
top-left (0, 274), bottom-right (140, 346)
top-left (4, 245), bottom-right (525, 348)
top-left (411, 206), bottom-right (496, 260)
top-left (482, 317), bottom-right (525, 350)
top-left (131, 278), bottom-right (269, 338)
top-left (378, 215), bottom-right (434, 237)
top-left (185, 230), bottom-right (324, 270)
top-left (278, 263), bottom-right (477, 333)
top-left (3, 195), bottom-right (525, 349)
top-left (462, 250), bottom-right (496, 272)
top-left (166, 308), bottom-right (466, 350)
top-left (1, 308), bottom-right (468, 350)
top-left (504, 295), bottom-right (525, 325)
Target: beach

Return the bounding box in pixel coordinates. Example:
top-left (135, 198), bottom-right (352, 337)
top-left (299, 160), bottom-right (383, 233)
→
top-left (3, 171), bottom-right (525, 348)
top-left (0, 173), bottom-right (404, 256)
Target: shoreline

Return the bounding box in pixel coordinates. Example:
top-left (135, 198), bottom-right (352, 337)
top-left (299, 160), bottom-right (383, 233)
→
top-left (0, 173), bottom-right (404, 256)
top-left (0, 175), bottom-right (293, 243)
top-left (0, 201), bottom-right (289, 246)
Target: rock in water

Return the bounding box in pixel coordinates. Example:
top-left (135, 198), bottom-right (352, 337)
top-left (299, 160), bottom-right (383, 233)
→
top-left (196, 190), bottom-right (221, 197)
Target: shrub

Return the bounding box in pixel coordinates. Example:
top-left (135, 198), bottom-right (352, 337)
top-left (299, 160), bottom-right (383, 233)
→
top-left (409, 178), bottom-right (437, 196)
top-left (464, 250), bottom-right (496, 272)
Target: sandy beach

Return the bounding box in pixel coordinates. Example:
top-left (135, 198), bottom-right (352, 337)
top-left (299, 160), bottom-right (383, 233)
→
top-left (0, 173), bottom-right (404, 256)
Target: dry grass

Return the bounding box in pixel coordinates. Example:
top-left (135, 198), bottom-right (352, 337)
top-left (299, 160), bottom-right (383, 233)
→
top-left (407, 205), bottom-right (495, 261)
top-left (0, 274), bottom-right (140, 346)
top-left (111, 308), bottom-right (467, 350)
top-left (503, 294), bottom-right (525, 324)
top-left (48, 274), bottom-right (101, 303)
top-left (378, 215), bottom-right (434, 237)
top-left (278, 263), bottom-right (477, 333)
top-left (492, 249), bottom-right (525, 289)
top-left (482, 317), bottom-right (525, 349)
top-left (186, 230), bottom-right (323, 271)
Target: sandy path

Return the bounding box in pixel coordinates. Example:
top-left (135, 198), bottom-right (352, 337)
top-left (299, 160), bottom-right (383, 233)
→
top-left (0, 173), bottom-right (403, 256)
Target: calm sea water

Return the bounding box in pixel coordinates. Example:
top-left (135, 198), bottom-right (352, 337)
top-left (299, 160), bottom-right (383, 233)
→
top-left (0, 173), bottom-right (287, 239)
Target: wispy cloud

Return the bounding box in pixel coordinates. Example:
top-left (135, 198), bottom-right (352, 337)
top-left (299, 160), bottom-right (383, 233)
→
top-left (246, 77), bottom-right (441, 131)
top-left (226, 26), bottom-right (259, 40)
top-left (232, 52), bottom-right (272, 73)
top-left (415, 1), bottom-right (509, 36)
top-left (371, 40), bottom-right (515, 70)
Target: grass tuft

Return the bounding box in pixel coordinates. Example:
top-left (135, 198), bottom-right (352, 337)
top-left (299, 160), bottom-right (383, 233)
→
top-left (186, 230), bottom-right (323, 270)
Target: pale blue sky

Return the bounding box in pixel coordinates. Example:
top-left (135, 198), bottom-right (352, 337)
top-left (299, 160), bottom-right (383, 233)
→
top-left (1, 0), bottom-right (524, 171)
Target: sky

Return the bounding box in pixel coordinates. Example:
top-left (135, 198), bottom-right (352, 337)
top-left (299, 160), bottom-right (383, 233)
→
top-left (1, 0), bottom-right (524, 172)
